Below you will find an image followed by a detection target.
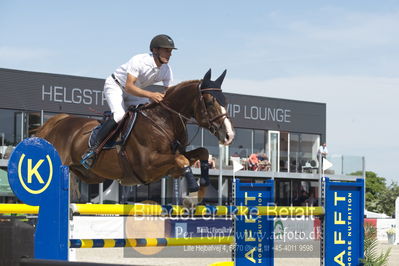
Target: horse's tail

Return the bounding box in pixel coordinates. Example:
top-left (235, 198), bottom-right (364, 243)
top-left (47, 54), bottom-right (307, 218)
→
top-left (34, 114), bottom-right (71, 138)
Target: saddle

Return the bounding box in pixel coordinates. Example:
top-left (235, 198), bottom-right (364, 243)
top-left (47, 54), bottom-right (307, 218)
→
top-left (87, 105), bottom-right (148, 185)
top-left (88, 106), bottom-right (140, 150)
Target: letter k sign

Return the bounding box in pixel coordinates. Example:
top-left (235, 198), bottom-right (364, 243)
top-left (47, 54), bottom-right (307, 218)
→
top-left (28, 159), bottom-right (45, 184)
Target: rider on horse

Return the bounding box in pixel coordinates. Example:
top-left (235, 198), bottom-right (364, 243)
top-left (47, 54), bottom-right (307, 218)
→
top-left (81, 34), bottom-right (201, 192)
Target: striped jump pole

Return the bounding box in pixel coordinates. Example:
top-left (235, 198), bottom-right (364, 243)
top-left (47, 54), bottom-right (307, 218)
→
top-left (69, 236), bottom-right (234, 248)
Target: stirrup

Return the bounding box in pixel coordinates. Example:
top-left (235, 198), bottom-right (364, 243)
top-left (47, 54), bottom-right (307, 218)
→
top-left (81, 150), bottom-right (96, 169)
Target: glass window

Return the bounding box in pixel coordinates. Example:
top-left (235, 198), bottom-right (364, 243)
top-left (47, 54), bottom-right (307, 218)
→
top-left (275, 179), bottom-right (290, 206)
top-left (0, 109), bottom-right (17, 145)
top-left (229, 128), bottom-right (252, 159)
top-left (299, 134), bottom-right (320, 172)
top-left (253, 130), bottom-right (266, 154)
top-left (280, 132), bottom-right (289, 172)
top-left (28, 112), bottom-right (41, 137)
top-left (289, 133), bottom-right (300, 173)
top-left (203, 128), bottom-right (219, 160)
top-left (186, 124), bottom-right (202, 151)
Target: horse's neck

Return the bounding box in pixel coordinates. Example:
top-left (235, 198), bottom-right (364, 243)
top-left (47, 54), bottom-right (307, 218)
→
top-left (163, 82), bottom-right (199, 117)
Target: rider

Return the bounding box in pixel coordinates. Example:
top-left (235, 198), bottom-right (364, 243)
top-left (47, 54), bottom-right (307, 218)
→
top-left (81, 34), bottom-right (200, 192)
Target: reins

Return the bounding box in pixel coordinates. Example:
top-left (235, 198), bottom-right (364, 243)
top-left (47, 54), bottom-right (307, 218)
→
top-left (141, 80), bottom-right (229, 148)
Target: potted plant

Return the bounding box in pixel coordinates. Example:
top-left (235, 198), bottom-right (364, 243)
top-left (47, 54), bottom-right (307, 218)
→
top-left (386, 227), bottom-right (396, 244)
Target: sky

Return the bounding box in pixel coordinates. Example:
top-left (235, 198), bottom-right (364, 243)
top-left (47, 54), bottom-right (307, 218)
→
top-left (1, 0), bottom-right (398, 183)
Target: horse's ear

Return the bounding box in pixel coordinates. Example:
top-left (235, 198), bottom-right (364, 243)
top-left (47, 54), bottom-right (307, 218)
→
top-left (215, 69), bottom-right (227, 87)
top-left (203, 68), bottom-right (212, 81)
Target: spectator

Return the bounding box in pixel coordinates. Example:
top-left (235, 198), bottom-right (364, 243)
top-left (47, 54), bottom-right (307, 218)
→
top-left (238, 145), bottom-right (247, 158)
top-left (305, 192), bottom-right (318, 206)
top-left (299, 190), bottom-right (309, 206)
top-left (248, 152), bottom-right (259, 171)
top-left (318, 143), bottom-right (328, 159)
top-left (208, 155), bottom-right (216, 169)
top-left (231, 152), bottom-right (240, 158)
top-left (257, 153), bottom-right (271, 171)
top-left (193, 154), bottom-right (216, 169)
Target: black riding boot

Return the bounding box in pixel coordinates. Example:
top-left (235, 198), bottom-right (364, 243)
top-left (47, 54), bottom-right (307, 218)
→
top-left (183, 166), bottom-right (199, 193)
top-left (81, 118), bottom-right (117, 169)
top-left (200, 160), bottom-right (210, 187)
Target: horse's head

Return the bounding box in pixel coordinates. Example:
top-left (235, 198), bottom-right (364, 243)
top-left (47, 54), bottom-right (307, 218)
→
top-left (194, 69), bottom-right (235, 145)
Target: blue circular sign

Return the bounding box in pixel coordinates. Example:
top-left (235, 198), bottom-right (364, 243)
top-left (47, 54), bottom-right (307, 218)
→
top-left (8, 137), bottom-right (62, 206)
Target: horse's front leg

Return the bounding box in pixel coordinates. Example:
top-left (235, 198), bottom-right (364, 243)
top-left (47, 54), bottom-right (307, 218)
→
top-left (184, 147), bottom-right (210, 187)
top-left (151, 153), bottom-right (199, 193)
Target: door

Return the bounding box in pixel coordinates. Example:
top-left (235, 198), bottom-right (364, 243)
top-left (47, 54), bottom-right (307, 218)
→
top-left (268, 131), bottom-right (280, 172)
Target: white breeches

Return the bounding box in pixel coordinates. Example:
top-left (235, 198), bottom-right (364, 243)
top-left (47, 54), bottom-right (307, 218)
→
top-left (104, 77), bottom-right (126, 122)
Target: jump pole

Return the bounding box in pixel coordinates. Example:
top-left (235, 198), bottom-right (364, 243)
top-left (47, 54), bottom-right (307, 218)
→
top-left (7, 137), bottom-right (365, 265)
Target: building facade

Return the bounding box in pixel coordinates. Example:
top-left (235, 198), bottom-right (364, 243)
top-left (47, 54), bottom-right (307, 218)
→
top-left (0, 68), bottom-right (361, 206)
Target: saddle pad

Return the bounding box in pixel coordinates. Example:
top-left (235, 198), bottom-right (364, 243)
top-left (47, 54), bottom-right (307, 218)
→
top-left (88, 110), bottom-right (139, 150)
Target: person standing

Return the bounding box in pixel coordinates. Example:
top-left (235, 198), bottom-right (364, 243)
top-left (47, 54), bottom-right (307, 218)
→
top-left (318, 143), bottom-right (328, 159)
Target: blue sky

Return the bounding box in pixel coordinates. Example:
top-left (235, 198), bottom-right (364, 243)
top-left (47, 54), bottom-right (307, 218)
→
top-left (1, 1), bottom-right (398, 182)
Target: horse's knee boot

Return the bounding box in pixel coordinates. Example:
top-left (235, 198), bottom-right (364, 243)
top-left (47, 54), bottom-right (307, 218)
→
top-left (183, 166), bottom-right (199, 193)
top-left (200, 160), bottom-right (210, 187)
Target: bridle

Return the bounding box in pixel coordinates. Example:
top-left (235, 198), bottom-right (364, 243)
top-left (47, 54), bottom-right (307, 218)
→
top-left (197, 83), bottom-right (229, 136)
top-left (155, 81), bottom-right (229, 142)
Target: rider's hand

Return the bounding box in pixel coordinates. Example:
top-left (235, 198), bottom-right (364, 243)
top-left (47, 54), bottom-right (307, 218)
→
top-left (150, 92), bottom-right (164, 103)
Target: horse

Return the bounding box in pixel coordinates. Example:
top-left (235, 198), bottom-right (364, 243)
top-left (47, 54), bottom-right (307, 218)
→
top-left (34, 69), bottom-right (235, 203)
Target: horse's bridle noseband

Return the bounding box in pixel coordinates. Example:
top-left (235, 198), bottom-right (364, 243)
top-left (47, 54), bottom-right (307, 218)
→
top-left (198, 84), bottom-right (229, 136)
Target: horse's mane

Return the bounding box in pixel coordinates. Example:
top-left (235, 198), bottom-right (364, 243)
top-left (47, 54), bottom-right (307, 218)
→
top-left (145, 80), bottom-right (200, 109)
top-left (165, 79), bottom-right (200, 95)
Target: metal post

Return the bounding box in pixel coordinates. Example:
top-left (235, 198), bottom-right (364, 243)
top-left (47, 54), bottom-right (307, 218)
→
top-left (218, 144), bottom-right (224, 205)
top-left (341, 155), bottom-right (344, 175)
top-left (161, 177), bottom-right (166, 205)
top-left (0, 132), bottom-right (4, 146)
top-left (173, 178), bottom-right (180, 205)
top-left (40, 110), bottom-right (44, 125)
top-left (363, 156), bottom-right (366, 216)
top-left (99, 183), bottom-right (103, 204)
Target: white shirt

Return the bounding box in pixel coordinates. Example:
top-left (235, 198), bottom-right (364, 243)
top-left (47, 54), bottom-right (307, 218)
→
top-left (318, 145), bottom-right (328, 155)
top-left (113, 53), bottom-right (173, 106)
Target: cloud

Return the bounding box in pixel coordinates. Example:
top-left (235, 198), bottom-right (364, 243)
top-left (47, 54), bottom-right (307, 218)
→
top-left (290, 10), bottom-right (399, 45)
top-left (0, 46), bottom-right (55, 62)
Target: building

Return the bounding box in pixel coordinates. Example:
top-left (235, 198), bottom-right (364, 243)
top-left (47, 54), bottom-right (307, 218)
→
top-left (0, 68), bottom-right (363, 205)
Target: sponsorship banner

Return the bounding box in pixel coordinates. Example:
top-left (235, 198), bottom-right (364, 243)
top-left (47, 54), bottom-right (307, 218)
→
top-left (325, 178), bottom-right (364, 265)
top-left (234, 179), bottom-right (274, 266)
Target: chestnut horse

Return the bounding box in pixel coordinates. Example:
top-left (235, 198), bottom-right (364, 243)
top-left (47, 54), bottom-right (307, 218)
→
top-left (35, 69), bottom-right (235, 202)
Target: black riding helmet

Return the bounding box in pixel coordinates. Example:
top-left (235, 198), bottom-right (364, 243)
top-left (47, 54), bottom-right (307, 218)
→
top-left (150, 34), bottom-right (177, 51)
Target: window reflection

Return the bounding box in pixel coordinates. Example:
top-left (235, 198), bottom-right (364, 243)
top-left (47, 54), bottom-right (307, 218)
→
top-left (299, 134), bottom-right (320, 173)
top-left (290, 133), bottom-right (300, 172)
top-left (229, 128), bottom-right (251, 159)
top-left (186, 124), bottom-right (202, 151)
top-left (253, 130), bottom-right (266, 154)
top-left (280, 132), bottom-right (289, 172)
top-left (203, 128), bottom-right (219, 160)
